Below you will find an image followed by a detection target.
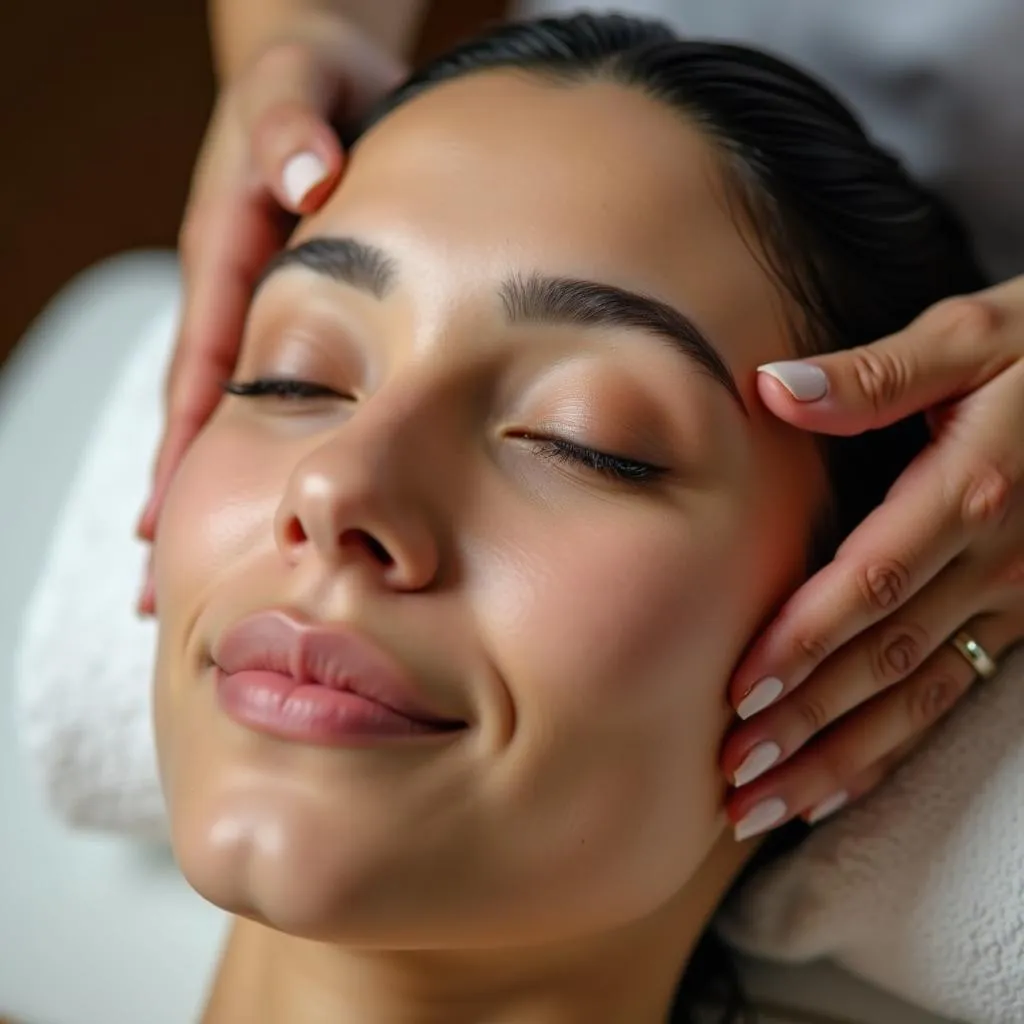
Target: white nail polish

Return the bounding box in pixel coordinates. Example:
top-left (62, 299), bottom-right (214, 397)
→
top-left (737, 677), bottom-right (784, 720)
top-left (282, 151), bottom-right (328, 208)
top-left (757, 361), bottom-right (829, 401)
top-left (733, 741), bottom-right (782, 787)
top-left (734, 797), bottom-right (788, 842)
top-left (807, 790), bottom-right (849, 825)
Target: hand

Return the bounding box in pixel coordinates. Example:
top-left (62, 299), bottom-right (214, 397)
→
top-left (134, 17), bottom-right (405, 614)
top-left (721, 286), bottom-right (1024, 841)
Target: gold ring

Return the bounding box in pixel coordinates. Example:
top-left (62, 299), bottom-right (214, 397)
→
top-left (950, 629), bottom-right (999, 680)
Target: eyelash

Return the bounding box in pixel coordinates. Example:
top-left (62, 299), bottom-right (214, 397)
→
top-left (222, 378), bottom-right (344, 400)
top-left (522, 435), bottom-right (665, 485)
top-left (223, 378), bottom-right (666, 486)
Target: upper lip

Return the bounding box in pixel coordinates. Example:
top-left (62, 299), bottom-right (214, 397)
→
top-left (211, 609), bottom-right (465, 727)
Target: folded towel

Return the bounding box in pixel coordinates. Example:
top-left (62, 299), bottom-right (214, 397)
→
top-left (14, 287), bottom-right (1024, 1021)
top-left (15, 300), bottom-right (175, 840)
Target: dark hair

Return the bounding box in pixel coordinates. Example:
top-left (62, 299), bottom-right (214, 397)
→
top-left (344, 13), bottom-right (988, 1023)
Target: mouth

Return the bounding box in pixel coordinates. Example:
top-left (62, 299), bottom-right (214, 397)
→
top-left (210, 609), bottom-right (468, 747)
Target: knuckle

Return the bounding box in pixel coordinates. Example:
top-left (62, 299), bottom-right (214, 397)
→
top-left (793, 633), bottom-right (831, 664)
top-left (251, 99), bottom-right (310, 155)
top-left (906, 672), bottom-right (965, 730)
top-left (922, 295), bottom-right (1000, 351)
top-left (957, 462), bottom-right (1015, 529)
top-left (795, 694), bottom-right (832, 736)
top-left (857, 557), bottom-right (912, 612)
top-left (871, 622), bottom-right (929, 688)
top-left (247, 38), bottom-right (312, 83)
top-left (991, 552), bottom-right (1024, 594)
top-left (849, 345), bottom-right (908, 412)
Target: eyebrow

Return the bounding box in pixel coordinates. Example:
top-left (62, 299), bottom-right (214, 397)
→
top-left (258, 237), bottom-right (398, 298)
top-left (257, 237), bottom-right (744, 407)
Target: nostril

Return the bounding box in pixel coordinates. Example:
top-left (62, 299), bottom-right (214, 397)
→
top-left (283, 518), bottom-right (307, 547)
top-left (365, 535), bottom-right (394, 566)
top-left (340, 529), bottom-right (394, 567)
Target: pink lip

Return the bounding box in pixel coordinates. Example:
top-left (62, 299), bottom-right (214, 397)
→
top-left (210, 609), bottom-right (465, 745)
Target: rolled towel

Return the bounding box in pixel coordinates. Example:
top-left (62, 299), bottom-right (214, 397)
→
top-left (15, 300), bottom-right (175, 840)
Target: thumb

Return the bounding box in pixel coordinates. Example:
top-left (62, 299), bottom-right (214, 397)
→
top-left (240, 42), bottom-right (349, 215)
top-left (251, 101), bottom-right (344, 215)
top-left (756, 296), bottom-right (999, 436)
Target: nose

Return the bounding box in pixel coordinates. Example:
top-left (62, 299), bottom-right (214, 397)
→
top-left (274, 405), bottom-right (442, 591)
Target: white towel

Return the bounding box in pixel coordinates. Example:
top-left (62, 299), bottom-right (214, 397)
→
top-left (13, 294), bottom-right (1024, 1021)
top-left (15, 302), bottom-right (175, 840)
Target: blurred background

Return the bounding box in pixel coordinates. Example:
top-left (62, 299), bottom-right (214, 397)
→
top-left (0, 0), bottom-right (506, 373)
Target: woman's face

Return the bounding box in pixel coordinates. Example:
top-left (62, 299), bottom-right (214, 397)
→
top-left (154, 71), bottom-right (825, 945)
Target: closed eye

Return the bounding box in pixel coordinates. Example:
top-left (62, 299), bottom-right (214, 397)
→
top-left (515, 433), bottom-right (666, 485)
top-left (221, 378), bottom-right (349, 400)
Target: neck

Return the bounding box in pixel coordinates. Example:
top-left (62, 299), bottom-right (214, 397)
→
top-left (202, 823), bottom-right (749, 1024)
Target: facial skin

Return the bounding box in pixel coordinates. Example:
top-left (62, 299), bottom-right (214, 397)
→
top-left (154, 71), bottom-right (826, 1020)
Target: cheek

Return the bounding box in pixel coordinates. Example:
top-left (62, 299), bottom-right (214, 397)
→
top-left (470, 474), bottom-right (816, 911)
top-left (152, 423), bottom-right (286, 782)
top-left (154, 423), bottom-right (284, 619)
top-left (483, 497), bottom-right (760, 723)
top-left (470, 496), bottom-right (765, 905)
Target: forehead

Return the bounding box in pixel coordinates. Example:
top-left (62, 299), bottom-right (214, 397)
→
top-left (296, 70), bottom-right (793, 381)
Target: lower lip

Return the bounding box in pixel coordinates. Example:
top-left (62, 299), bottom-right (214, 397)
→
top-left (215, 670), bottom-right (460, 745)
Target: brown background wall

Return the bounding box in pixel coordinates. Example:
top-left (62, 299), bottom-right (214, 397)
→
top-left (0, 1), bottom-right (507, 372)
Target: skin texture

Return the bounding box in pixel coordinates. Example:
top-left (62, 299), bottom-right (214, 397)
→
top-left (154, 71), bottom-right (827, 1023)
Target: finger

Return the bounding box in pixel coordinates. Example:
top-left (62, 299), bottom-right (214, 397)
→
top-left (238, 43), bottom-right (345, 214)
top-left (802, 750), bottom-right (902, 826)
top-left (136, 550), bottom-right (156, 618)
top-left (793, 728), bottom-right (924, 826)
top-left (728, 400), bottom-right (1023, 717)
top-left (722, 548), bottom-right (988, 785)
top-left (727, 611), bottom-right (1013, 840)
top-left (253, 104), bottom-right (343, 215)
top-left (729, 442), bottom-right (960, 715)
top-left (756, 294), bottom-right (1010, 434)
top-left (138, 184), bottom-right (286, 543)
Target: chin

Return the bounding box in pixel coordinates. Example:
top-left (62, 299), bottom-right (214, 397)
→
top-left (164, 778), bottom-right (380, 939)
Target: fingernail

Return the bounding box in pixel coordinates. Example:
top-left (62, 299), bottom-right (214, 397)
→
top-left (282, 151), bottom-right (328, 208)
top-left (136, 576), bottom-right (156, 618)
top-left (734, 797), bottom-right (788, 842)
top-left (733, 741), bottom-right (782, 787)
top-left (757, 361), bottom-right (828, 401)
top-left (806, 790), bottom-right (849, 825)
top-left (736, 676), bottom-right (784, 720)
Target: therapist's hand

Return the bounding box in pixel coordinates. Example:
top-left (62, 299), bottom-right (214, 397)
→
top-left (721, 284), bottom-right (1024, 840)
top-left (134, 17), bottom-right (405, 614)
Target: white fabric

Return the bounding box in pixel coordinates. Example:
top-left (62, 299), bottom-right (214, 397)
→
top-left (520, 0), bottom-right (1024, 281)
top-left (15, 301), bottom-right (175, 840)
